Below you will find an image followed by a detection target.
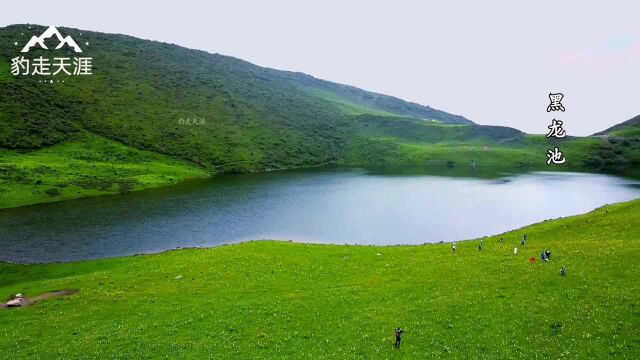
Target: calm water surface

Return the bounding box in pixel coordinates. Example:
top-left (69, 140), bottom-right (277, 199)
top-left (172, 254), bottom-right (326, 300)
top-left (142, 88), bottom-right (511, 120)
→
top-left (1, 167), bottom-right (639, 263)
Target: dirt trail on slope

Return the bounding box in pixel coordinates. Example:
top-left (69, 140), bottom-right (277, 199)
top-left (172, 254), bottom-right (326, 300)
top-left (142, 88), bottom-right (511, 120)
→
top-left (1, 289), bottom-right (78, 308)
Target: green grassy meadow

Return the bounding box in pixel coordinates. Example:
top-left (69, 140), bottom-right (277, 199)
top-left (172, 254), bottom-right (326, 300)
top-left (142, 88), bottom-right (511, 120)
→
top-left (344, 132), bottom-right (603, 168)
top-left (0, 133), bottom-right (208, 208)
top-left (1, 199), bottom-right (638, 359)
top-left (302, 87), bottom-right (400, 117)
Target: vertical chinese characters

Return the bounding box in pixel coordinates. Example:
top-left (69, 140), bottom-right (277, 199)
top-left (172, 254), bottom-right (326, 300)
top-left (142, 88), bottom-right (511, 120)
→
top-left (545, 93), bottom-right (566, 165)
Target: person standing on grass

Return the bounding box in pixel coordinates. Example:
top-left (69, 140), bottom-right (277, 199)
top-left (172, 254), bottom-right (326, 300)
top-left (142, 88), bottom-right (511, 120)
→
top-left (452, 241), bottom-right (457, 253)
top-left (479, 239), bottom-right (483, 251)
top-left (521, 234), bottom-right (527, 246)
top-left (394, 327), bottom-right (404, 349)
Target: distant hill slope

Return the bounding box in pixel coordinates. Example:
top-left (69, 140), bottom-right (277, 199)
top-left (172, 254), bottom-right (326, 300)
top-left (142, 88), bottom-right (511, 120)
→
top-left (588, 115), bottom-right (640, 167)
top-left (594, 114), bottom-right (640, 138)
top-left (0, 24), bottom-right (480, 174)
top-left (266, 70), bottom-right (474, 124)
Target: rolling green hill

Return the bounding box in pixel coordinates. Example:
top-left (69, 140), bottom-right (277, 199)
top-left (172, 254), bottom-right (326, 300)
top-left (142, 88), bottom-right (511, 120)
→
top-left (273, 71), bottom-right (474, 124)
top-left (0, 132), bottom-right (208, 208)
top-left (594, 114), bottom-right (640, 138)
top-left (0, 24), bottom-right (634, 208)
top-left (0, 24), bottom-right (471, 170)
top-left (588, 115), bottom-right (640, 167)
top-left (1, 199), bottom-right (638, 358)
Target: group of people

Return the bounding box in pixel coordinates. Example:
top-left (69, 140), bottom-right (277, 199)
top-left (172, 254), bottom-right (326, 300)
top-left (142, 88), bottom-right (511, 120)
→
top-left (398, 234), bottom-right (569, 349)
top-left (450, 233), bottom-right (565, 270)
top-left (452, 234), bottom-right (527, 254)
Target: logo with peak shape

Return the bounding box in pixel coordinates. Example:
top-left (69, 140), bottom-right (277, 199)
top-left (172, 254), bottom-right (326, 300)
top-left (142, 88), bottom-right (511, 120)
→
top-left (21, 26), bottom-right (83, 53)
top-left (11, 25), bottom-right (93, 81)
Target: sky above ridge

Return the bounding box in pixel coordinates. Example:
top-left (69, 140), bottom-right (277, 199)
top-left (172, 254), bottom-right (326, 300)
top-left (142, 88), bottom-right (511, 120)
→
top-left (2, 0), bottom-right (639, 135)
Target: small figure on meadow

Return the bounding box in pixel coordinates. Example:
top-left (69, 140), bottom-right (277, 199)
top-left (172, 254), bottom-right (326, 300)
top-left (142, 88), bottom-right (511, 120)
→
top-left (452, 242), bottom-right (457, 253)
top-left (479, 239), bottom-right (483, 251)
top-left (560, 266), bottom-right (568, 276)
top-left (541, 250), bottom-right (552, 262)
top-left (394, 327), bottom-right (404, 349)
top-left (513, 247), bottom-right (518, 255)
top-left (521, 234), bottom-right (527, 246)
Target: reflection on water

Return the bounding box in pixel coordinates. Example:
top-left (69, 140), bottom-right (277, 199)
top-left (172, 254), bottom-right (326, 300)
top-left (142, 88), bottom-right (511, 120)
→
top-left (1, 167), bottom-right (639, 263)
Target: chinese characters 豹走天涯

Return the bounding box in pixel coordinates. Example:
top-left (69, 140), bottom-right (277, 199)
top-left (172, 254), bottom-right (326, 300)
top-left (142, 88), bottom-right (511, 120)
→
top-left (10, 56), bottom-right (93, 76)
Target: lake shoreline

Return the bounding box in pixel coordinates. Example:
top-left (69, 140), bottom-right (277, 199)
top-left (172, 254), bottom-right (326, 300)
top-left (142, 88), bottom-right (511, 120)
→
top-left (2, 160), bottom-right (631, 211)
top-left (3, 198), bottom-right (637, 266)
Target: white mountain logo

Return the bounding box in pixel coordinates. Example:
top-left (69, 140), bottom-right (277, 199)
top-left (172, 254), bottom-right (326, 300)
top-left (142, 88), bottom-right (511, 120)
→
top-left (21, 26), bottom-right (83, 53)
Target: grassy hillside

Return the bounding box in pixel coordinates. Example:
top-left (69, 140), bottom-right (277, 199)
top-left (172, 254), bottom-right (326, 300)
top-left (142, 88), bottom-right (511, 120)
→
top-left (344, 115), bottom-right (603, 167)
top-left (0, 23), bottom-right (589, 170)
top-left (589, 115), bottom-right (640, 167)
top-left (276, 71), bottom-right (474, 124)
top-left (0, 133), bottom-right (207, 208)
top-left (0, 24), bottom-right (471, 171)
top-left (594, 114), bottom-right (640, 138)
top-left (1, 199), bottom-right (638, 358)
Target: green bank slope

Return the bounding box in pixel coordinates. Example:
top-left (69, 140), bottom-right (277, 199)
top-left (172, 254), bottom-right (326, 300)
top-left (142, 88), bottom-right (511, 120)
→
top-left (592, 114), bottom-right (640, 165)
top-left (595, 114), bottom-right (640, 138)
top-left (0, 133), bottom-right (208, 208)
top-left (344, 114), bottom-right (604, 168)
top-left (1, 199), bottom-right (639, 359)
